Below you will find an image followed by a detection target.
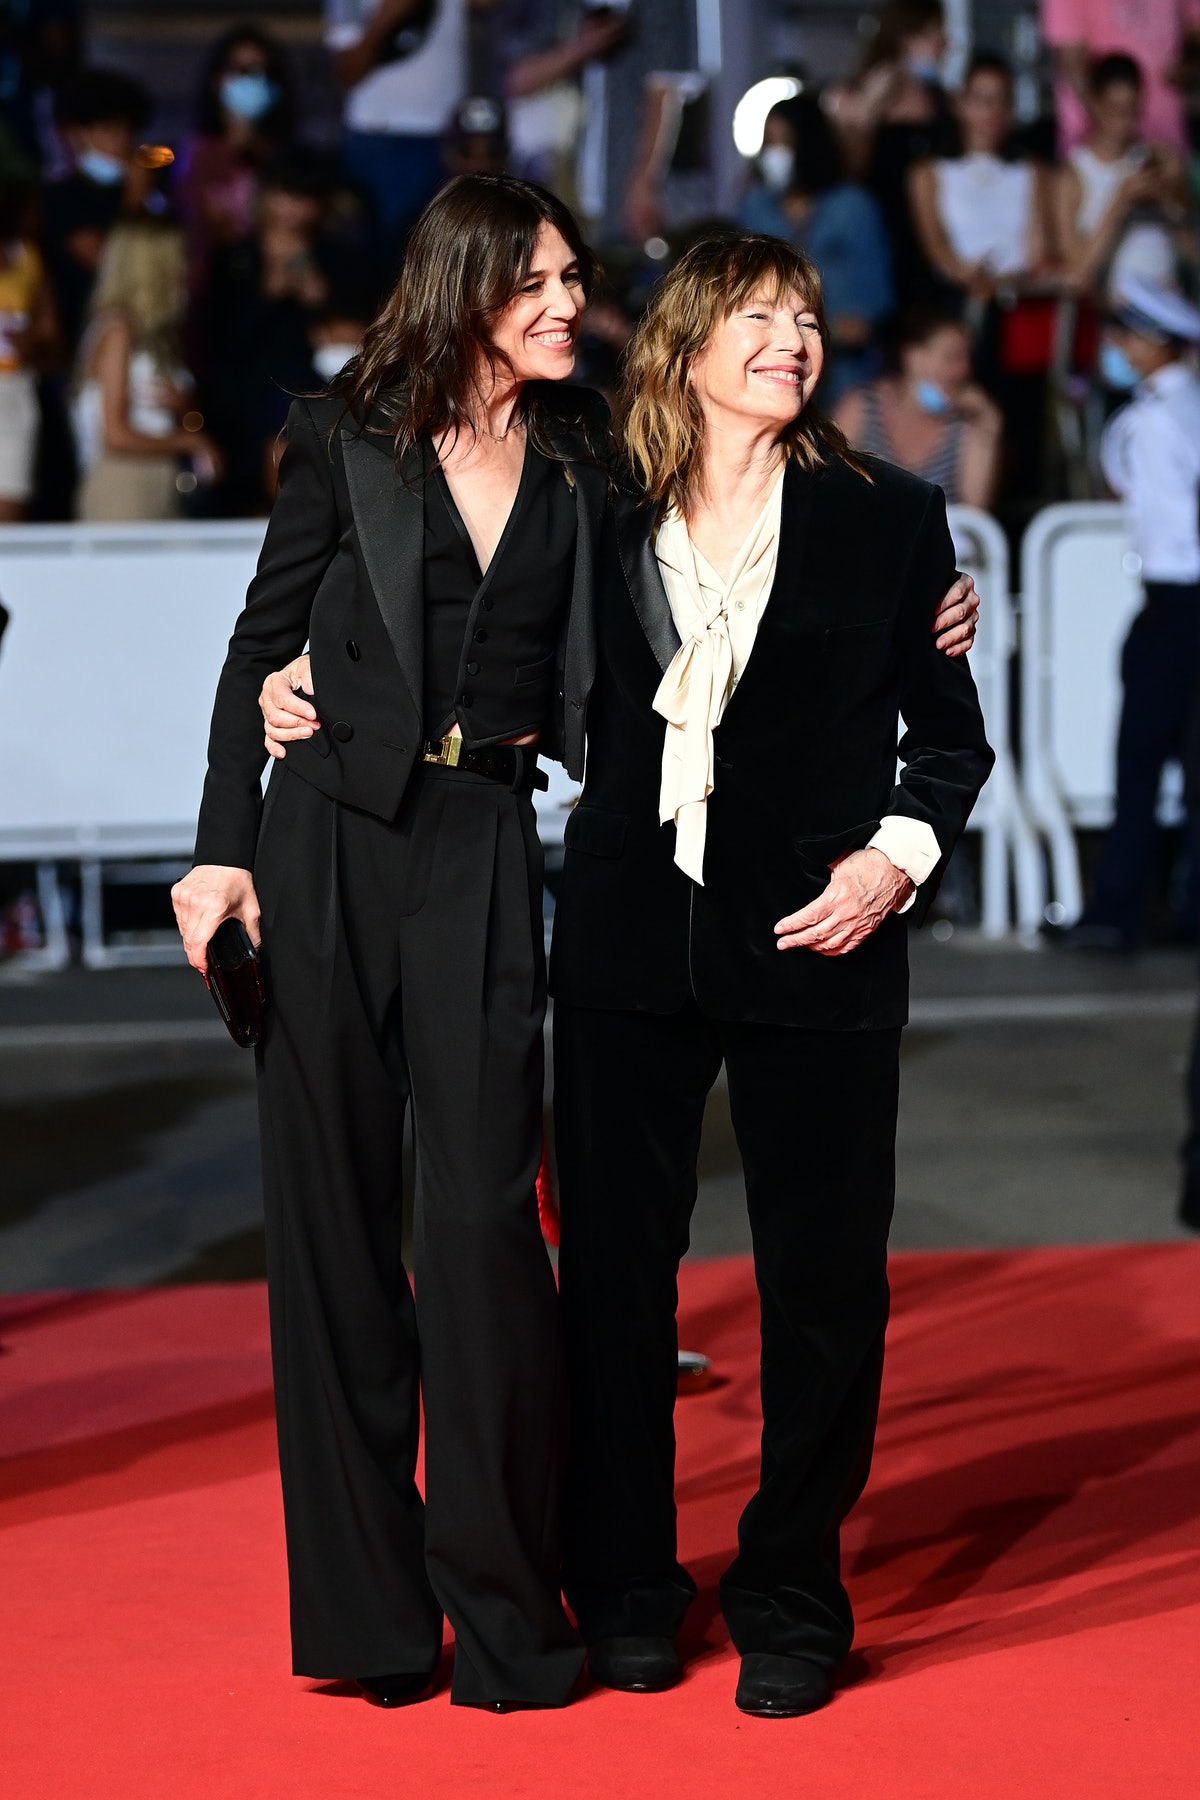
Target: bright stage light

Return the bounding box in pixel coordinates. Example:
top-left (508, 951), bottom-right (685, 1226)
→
top-left (731, 76), bottom-right (802, 159)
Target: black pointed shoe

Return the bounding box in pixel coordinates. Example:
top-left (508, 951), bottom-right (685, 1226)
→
top-left (356, 1672), bottom-right (435, 1707)
top-left (587, 1635), bottom-right (681, 1693)
top-left (734, 1653), bottom-right (831, 1718)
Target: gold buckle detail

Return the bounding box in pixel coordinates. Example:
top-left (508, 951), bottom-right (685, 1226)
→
top-left (424, 734), bottom-right (463, 767)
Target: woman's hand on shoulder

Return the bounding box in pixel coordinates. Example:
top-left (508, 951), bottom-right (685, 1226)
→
top-left (260, 654), bottom-right (317, 758)
top-left (172, 866), bottom-right (259, 973)
top-left (933, 572), bottom-right (979, 657)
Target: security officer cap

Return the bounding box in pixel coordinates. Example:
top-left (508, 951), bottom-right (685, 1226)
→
top-left (1112, 275), bottom-right (1200, 344)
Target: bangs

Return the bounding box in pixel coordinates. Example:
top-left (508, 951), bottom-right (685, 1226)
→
top-left (717, 244), bottom-right (823, 323)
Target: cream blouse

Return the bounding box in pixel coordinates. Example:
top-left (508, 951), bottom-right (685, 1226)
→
top-left (651, 472), bottom-right (940, 901)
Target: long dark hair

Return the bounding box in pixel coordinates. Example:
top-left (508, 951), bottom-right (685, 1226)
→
top-left (334, 174), bottom-right (601, 460)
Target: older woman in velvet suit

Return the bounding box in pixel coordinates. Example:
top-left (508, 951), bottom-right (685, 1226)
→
top-left (549, 233), bottom-right (993, 1718)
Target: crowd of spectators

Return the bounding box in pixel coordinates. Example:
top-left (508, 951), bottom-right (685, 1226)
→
top-left (0, 0), bottom-right (1196, 528)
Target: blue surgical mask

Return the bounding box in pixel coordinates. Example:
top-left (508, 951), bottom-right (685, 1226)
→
top-left (1099, 341), bottom-right (1140, 391)
top-left (915, 378), bottom-right (954, 416)
top-left (220, 71), bottom-right (279, 122)
top-left (757, 145), bottom-right (795, 193)
top-left (907, 56), bottom-right (943, 83)
top-left (78, 148), bottom-right (126, 186)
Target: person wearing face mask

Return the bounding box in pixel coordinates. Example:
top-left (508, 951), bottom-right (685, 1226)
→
top-left (825, 0), bottom-right (957, 304)
top-left (43, 67), bottom-right (153, 355)
top-left (1051, 277), bottom-right (1200, 954)
top-left (306, 287), bottom-right (373, 389)
top-left (739, 92), bottom-right (893, 403)
top-left (175, 25), bottom-right (297, 296)
top-left (835, 305), bottom-right (1001, 507)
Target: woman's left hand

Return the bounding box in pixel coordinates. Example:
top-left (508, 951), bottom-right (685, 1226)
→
top-left (775, 849), bottom-right (913, 955)
top-left (933, 571), bottom-right (979, 657)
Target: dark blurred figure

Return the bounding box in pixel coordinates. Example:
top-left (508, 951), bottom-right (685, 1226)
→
top-left (44, 66), bottom-right (153, 353)
top-left (0, 176), bottom-right (57, 520)
top-left (835, 304), bottom-right (1001, 508)
top-left (575, 0), bottom-right (707, 247)
top-left (738, 91), bottom-right (893, 403)
top-left (325, 0), bottom-right (467, 255)
top-left (175, 23), bottom-right (297, 296)
top-left (442, 93), bottom-right (508, 178)
top-left (0, 0), bottom-right (80, 176)
top-left (475, 0), bottom-right (624, 189)
top-left (203, 151), bottom-right (335, 514)
top-left (827, 0), bottom-right (956, 304)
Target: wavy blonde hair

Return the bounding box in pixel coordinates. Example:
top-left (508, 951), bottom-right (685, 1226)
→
top-left (618, 231), bottom-right (866, 519)
top-left (88, 218), bottom-right (187, 365)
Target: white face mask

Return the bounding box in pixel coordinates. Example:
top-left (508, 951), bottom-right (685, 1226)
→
top-left (757, 145), bottom-right (795, 193)
top-left (312, 341), bottom-right (360, 382)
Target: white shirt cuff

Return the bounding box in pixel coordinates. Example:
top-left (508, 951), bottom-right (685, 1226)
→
top-left (868, 817), bottom-right (941, 915)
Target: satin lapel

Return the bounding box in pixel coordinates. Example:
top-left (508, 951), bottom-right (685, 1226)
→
top-left (561, 458), bottom-right (606, 775)
top-left (340, 426), bottom-right (424, 711)
top-left (613, 485), bottom-right (682, 673)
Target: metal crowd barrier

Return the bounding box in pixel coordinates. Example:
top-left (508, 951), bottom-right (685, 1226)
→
top-left (0, 503), bottom-right (1170, 962)
top-left (1019, 503), bottom-right (1179, 927)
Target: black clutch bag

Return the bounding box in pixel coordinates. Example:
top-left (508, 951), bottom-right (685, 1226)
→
top-left (204, 918), bottom-right (265, 1048)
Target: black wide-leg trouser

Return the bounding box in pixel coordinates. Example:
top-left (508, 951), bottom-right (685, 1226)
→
top-left (252, 760), bottom-right (582, 1706)
top-left (554, 997), bottom-right (901, 1672)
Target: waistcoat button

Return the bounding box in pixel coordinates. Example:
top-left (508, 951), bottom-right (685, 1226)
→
top-left (481, 597), bottom-right (494, 611)
top-left (331, 721), bottom-right (353, 742)
top-left (473, 628), bottom-right (488, 643)
top-left (346, 639), bottom-right (360, 661)
top-left (460, 692), bottom-right (474, 708)
top-left (466, 660), bottom-right (479, 676)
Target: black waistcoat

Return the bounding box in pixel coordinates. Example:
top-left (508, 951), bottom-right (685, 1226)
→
top-left (423, 438), bottom-right (578, 746)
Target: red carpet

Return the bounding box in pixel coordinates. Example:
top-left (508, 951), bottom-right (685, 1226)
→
top-left (3, 1246), bottom-right (1199, 1798)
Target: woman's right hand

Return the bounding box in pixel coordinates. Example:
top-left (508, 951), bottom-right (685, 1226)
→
top-left (260, 654), bottom-right (318, 759)
top-left (171, 865), bottom-right (260, 973)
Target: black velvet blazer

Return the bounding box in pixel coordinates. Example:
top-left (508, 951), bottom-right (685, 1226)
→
top-left (549, 451), bottom-right (995, 1030)
top-left (193, 383), bottom-right (609, 871)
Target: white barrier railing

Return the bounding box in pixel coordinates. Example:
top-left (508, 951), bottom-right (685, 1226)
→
top-left (1019, 502), bottom-right (1177, 926)
top-left (0, 521), bottom-right (265, 967)
top-left (0, 502), bottom-right (1172, 958)
top-left (947, 505), bottom-right (1045, 936)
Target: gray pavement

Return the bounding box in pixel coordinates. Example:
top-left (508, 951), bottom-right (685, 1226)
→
top-left (1, 932), bottom-right (1196, 1289)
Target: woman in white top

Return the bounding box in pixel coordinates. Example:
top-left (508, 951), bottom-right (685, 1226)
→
top-left (908, 53), bottom-right (1051, 302)
top-left (1054, 53), bottom-right (1187, 300)
top-left (73, 217), bottom-right (222, 521)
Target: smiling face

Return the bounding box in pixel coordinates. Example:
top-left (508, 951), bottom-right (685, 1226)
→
top-left (489, 223), bottom-right (586, 384)
top-left (688, 288), bottom-right (824, 433)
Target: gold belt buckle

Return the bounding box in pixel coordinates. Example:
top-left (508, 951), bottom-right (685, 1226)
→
top-left (424, 734), bottom-right (463, 767)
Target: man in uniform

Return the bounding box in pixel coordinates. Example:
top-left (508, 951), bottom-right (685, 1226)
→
top-left (1057, 277), bottom-right (1200, 953)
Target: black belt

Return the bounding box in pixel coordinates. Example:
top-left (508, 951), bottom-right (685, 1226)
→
top-left (421, 734), bottom-right (547, 790)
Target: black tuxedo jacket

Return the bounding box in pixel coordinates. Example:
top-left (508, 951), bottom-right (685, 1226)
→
top-left (549, 452), bottom-right (995, 1030)
top-left (193, 384), bottom-right (609, 870)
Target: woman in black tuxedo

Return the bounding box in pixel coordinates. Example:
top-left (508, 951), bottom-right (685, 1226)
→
top-left (171, 175), bottom-right (609, 1711)
top-left (546, 234), bottom-right (994, 1718)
